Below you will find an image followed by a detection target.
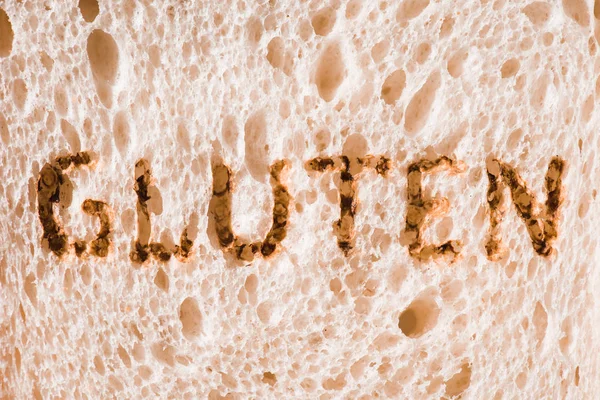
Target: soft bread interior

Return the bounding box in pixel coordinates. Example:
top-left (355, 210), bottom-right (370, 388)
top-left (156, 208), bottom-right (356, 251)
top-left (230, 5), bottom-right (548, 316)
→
top-left (0, 0), bottom-right (599, 398)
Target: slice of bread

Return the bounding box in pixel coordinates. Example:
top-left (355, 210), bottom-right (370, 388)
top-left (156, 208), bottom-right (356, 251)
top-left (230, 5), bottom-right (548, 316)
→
top-left (1, 0), bottom-right (598, 398)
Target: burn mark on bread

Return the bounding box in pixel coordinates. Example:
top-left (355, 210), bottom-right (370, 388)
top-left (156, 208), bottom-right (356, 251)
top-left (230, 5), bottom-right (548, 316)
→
top-left (37, 152), bottom-right (94, 257)
top-left (149, 242), bottom-right (171, 262)
top-left (307, 157), bottom-right (336, 172)
top-left (358, 155), bottom-right (392, 176)
top-left (375, 156), bottom-right (392, 176)
top-left (55, 152), bottom-right (91, 169)
top-left (485, 157), bottom-right (565, 259)
top-left (37, 152), bottom-right (113, 258)
top-left (209, 160), bottom-right (291, 262)
top-left (335, 156), bottom-right (355, 255)
top-left (261, 160), bottom-right (291, 257)
top-left (73, 240), bottom-right (87, 257)
top-left (38, 163), bottom-right (70, 256)
top-left (130, 159), bottom-right (194, 264)
top-left (306, 154), bottom-right (391, 256)
top-left (82, 199), bottom-right (111, 257)
top-left (174, 230), bottom-right (194, 260)
top-left (404, 156), bottom-right (465, 261)
top-left (210, 164), bottom-right (236, 249)
top-left (130, 159), bottom-right (152, 263)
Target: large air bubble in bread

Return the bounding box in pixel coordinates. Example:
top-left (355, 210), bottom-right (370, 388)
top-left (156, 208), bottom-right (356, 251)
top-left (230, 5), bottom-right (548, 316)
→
top-left (179, 297), bottom-right (203, 339)
top-left (522, 2), bottom-right (552, 26)
top-left (562, 0), bottom-right (590, 27)
top-left (87, 29), bottom-right (120, 108)
top-left (404, 71), bottom-right (441, 135)
top-left (398, 289), bottom-right (440, 338)
top-left (244, 111), bottom-right (269, 182)
top-left (381, 69), bottom-right (406, 105)
top-left (78, 0), bottom-right (100, 23)
top-left (315, 42), bottom-right (346, 102)
top-left (0, 112), bottom-right (9, 144)
top-left (312, 7), bottom-right (336, 36)
top-left (87, 30), bottom-right (119, 84)
top-left (396, 0), bottom-right (430, 21)
top-left (0, 8), bottom-right (13, 57)
top-left (13, 79), bottom-right (28, 111)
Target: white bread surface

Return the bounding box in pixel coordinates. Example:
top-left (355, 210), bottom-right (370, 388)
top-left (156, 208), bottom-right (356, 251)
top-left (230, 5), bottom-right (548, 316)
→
top-left (0, 0), bottom-right (599, 398)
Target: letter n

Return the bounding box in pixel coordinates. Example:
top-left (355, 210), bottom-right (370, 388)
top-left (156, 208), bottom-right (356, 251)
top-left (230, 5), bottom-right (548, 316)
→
top-left (485, 157), bottom-right (566, 259)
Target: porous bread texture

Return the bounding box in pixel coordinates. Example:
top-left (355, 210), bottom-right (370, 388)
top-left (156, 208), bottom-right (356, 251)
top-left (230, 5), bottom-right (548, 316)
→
top-left (0, 0), bottom-right (599, 398)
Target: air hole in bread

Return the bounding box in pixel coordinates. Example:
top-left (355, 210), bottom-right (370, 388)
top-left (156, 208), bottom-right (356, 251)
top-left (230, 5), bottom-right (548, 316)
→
top-left (117, 345), bottom-right (132, 368)
top-left (154, 267), bottom-right (169, 292)
top-left (447, 50), bottom-right (467, 78)
top-left (501, 58), bottom-right (520, 78)
top-left (78, 0), bottom-right (99, 23)
top-left (244, 111), bottom-right (269, 181)
top-left (179, 297), bottom-right (203, 339)
top-left (345, 0), bottom-right (363, 19)
top-left (322, 373), bottom-right (346, 390)
top-left (440, 279), bottom-right (463, 303)
top-left (530, 73), bottom-right (549, 110)
top-left (257, 301), bottom-right (273, 323)
top-left (151, 342), bottom-right (176, 366)
top-left (0, 8), bottom-right (13, 57)
top-left (108, 375), bottom-right (124, 391)
top-left (404, 71), bottom-right (440, 134)
top-left (532, 301), bottom-right (548, 344)
top-left (315, 42), bottom-right (345, 102)
top-left (267, 37), bottom-right (285, 70)
top-left (87, 29), bottom-right (119, 107)
top-left (505, 128), bottom-right (523, 151)
top-left (581, 94), bottom-right (594, 123)
top-left (542, 31), bottom-right (554, 46)
top-left (312, 7), bottom-right (336, 36)
top-left (439, 16), bottom-right (454, 37)
top-left (246, 16), bottom-right (263, 45)
top-left (13, 79), bottom-right (27, 111)
top-left (147, 44), bottom-right (161, 67)
top-left (113, 111), bottom-right (130, 155)
top-left (63, 269), bottom-right (73, 294)
top-left (559, 316), bottom-right (573, 355)
top-left (80, 263), bottom-right (92, 285)
top-left (132, 343), bottom-right (145, 363)
top-left (24, 273), bottom-right (37, 307)
top-left (398, 294), bottom-right (439, 338)
top-left (87, 30), bottom-right (119, 84)
top-left (244, 274), bottom-right (258, 293)
top-left (445, 362), bottom-right (472, 397)
top-left (313, 127), bottom-right (331, 152)
top-left (381, 69), bottom-right (406, 105)
top-left (414, 42), bottom-right (431, 64)
top-left (563, 0), bottom-right (590, 27)
top-left (94, 355), bottom-right (106, 375)
top-left (371, 40), bottom-right (390, 63)
top-left (262, 371), bottom-right (277, 386)
top-left (522, 2), bottom-right (551, 26)
top-left (397, 0), bottom-right (430, 21)
top-left (0, 112), bottom-right (9, 145)
top-left (54, 86), bottom-right (69, 116)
